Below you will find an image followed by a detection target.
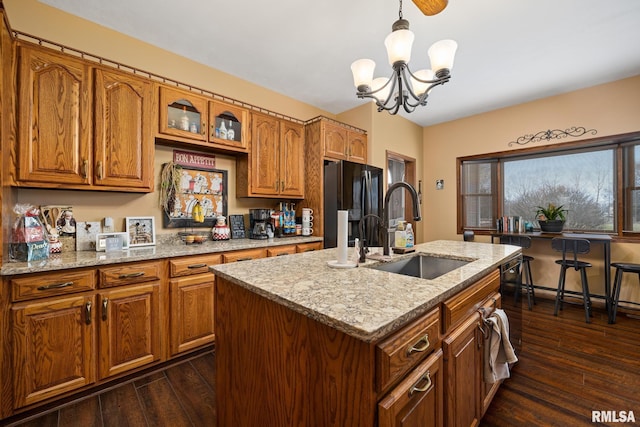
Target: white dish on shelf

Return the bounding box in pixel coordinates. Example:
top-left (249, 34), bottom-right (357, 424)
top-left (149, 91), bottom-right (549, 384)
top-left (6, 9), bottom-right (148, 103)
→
top-left (327, 260), bottom-right (358, 269)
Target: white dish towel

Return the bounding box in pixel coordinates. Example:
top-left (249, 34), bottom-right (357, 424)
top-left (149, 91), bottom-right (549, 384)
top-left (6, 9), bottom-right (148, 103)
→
top-left (483, 308), bottom-right (518, 384)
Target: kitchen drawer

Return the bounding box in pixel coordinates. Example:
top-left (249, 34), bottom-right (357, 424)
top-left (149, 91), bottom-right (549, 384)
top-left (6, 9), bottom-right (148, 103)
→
top-left (99, 261), bottom-right (162, 288)
top-left (169, 254), bottom-right (222, 278)
top-left (267, 245), bottom-right (297, 257)
top-left (378, 349), bottom-right (444, 427)
top-left (11, 269), bottom-right (97, 302)
top-left (222, 248), bottom-right (267, 263)
top-left (296, 242), bottom-right (323, 253)
top-left (376, 307), bottom-right (440, 394)
top-left (441, 268), bottom-right (500, 333)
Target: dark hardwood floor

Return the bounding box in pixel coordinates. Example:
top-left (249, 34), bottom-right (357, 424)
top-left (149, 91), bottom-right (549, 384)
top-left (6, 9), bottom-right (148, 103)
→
top-left (3, 298), bottom-right (639, 427)
top-left (2, 352), bottom-right (217, 427)
top-left (481, 297), bottom-right (640, 427)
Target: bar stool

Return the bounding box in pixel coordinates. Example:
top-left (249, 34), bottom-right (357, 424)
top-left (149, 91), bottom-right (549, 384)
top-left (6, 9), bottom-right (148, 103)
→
top-left (551, 237), bottom-right (592, 323)
top-left (498, 235), bottom-right (536, 310)
top-left (609, 262), bottom-right (640, 324)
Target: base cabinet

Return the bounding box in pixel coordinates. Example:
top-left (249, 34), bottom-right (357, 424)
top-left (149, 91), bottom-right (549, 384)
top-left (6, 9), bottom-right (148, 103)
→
top-left (378, 349), bottom-right (444, 427)
top-left (443, 292), bottom-right (501, 427)
top-left (215, 269), bottom-right (505, 426)
top-left (11, 294), bottom-right (96, 408)
top-left (97, 282), bottom-right (161, 379)
top-left (168, 253), bottom-right (221, 356)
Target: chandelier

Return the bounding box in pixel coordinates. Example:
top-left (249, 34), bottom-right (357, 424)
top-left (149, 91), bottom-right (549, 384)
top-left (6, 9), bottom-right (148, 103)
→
top-left (350, 0), bottom-right (457, 115)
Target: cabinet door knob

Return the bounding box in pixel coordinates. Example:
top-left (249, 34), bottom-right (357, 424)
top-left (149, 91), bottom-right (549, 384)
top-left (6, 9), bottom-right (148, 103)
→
top-left (82, 159), bottom-right (89, 179)
top-left (409, 371), bottom-right (432, 396)
top-left (202, 122), bottom-right (206, 135)
top-left (406, 334), bottom-right (430, 355)
top-left (97, 161), bottom-right (104, 180)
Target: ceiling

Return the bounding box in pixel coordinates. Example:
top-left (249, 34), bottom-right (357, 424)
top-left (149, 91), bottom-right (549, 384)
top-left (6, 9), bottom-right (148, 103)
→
top-left (39, 0), bottom-right (640, 127)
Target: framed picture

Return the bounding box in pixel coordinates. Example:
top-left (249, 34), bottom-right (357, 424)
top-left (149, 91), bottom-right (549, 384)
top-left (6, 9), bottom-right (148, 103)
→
top-left (162, 166), bottom-right (228, 228)
top-left (125, 217), bottom-right (156, 247)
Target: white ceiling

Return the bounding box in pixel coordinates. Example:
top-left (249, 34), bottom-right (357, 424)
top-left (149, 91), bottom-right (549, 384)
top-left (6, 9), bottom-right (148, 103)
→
top-left (39, 0), bottom-right (640, 127)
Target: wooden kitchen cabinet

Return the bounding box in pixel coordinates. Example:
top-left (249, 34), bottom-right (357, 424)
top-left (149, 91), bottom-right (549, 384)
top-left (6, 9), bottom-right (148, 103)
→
top-left (209, 99), bottom-right (249, 152)
top-left (158, 85), bottom-right (251, 153)
top-left (443, 292), bottom-right (501, 427)
top-left (236, 112), bottom-right (305, 198)
top-left (215, 265), bottom-right (505, 426)
top-left (296, 241), bottom-right (323, 252)
top-left (222, 247), bottom-right (268, 263)
top-left (17, 44), bottom-right (92, 186)
top-left (11, 294), bottom-right (96, 408)
top-left (267, 245), bottom-right (297, 257)
top-left (378, 349), bottom-right (444, 427)
top-left (308, 117), bottom-right (368, 164)
top-left (93, 67), bottom-right (153, 189)
top-left (97, 262), bottom-right (163, 379)
top-left (97, 282), bottom-right (161, 379)
top-left (158, 85), bottom-right (208, 142)
top-left (168, 254), bottom-right (221, 355)
top-left (16, 43), bottom-right (153, 192)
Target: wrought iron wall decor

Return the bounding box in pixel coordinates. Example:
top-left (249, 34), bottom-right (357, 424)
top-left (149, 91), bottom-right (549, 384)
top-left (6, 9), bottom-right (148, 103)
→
top-left (508, 126), bottom-right (597, 147)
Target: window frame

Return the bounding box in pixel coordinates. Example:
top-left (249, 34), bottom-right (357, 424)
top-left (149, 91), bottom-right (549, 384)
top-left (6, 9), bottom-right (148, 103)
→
top-left (457, 131), bottom-right (640, 241)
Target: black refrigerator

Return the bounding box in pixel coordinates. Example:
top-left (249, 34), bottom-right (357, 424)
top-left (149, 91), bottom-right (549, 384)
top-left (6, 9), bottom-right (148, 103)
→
top-left (324, 160), bottom-right (383, 249)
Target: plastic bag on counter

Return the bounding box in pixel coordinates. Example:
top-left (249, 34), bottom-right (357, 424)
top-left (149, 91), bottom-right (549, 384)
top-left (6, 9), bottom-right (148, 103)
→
top-left (9, 204), bottom-right (49, 262)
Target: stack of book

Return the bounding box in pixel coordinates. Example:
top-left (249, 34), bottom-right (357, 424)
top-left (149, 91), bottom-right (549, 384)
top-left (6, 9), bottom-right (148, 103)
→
top-left (496, 216), bottom-right (525, 233)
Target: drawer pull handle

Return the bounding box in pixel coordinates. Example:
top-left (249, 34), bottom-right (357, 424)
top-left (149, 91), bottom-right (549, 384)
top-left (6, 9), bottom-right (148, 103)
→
top-left (102, 298), bottom-right (109, 321)
top-left (303, 248), bottom-right (316, 252)
top-left (188, 263), bottom-right (207, 269)
top-left (37, 281), bottom-right (73, 291)
top-left (409, 371), bottom-right (432, 396)
top-left (85, 301), bottom-right (92, 325)
top-left (118, 272), bottom-right (145, 279)
top-left (276, 253), bottom-right (290, 256)
top-left (236, 257), bottom-right (253, 262)
top-left (407, 334), bottom-right (430, 355)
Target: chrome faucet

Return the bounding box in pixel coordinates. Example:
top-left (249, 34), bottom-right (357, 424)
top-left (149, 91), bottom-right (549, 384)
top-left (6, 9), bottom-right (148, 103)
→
top-left (382, 182), bottom-right (422, 256)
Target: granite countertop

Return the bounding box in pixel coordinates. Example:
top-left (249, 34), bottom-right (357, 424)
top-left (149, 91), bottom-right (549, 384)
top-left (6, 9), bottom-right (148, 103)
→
top-left (1, 235), bottom-right (323, 276)
top-left (211, 240), bottom-right (520, 343)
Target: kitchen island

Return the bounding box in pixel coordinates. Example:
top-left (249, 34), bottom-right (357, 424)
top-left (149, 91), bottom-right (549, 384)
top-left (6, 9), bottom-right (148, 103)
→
top-left (211, 240), bottom-right (520, 426)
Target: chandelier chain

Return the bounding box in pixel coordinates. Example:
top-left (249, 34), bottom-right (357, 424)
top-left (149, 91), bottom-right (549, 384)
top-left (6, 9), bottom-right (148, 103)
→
top-left (399, 0), bottom-right (403, 19)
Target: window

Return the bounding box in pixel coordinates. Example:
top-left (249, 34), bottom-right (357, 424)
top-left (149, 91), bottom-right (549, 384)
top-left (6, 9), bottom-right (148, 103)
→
top-left (503, 149), bottom-right (615, 232)
top-left (458, 133), bottom-right (640, 237)
top-left (460, 160), bottom-right (497, 229)
top-left (624, 143), bottom-right (640, 231)
top-left (387, 157), bottom-right (406, 227)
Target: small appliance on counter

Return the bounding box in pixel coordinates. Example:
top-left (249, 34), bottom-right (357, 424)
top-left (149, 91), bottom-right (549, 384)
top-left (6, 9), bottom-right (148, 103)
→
top-left (249, 208), bottom-right (272, 240)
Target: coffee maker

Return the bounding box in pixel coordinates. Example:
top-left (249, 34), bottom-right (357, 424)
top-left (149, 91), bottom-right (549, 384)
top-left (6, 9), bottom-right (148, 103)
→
top-left (249, 208), bottom-right (272, 239)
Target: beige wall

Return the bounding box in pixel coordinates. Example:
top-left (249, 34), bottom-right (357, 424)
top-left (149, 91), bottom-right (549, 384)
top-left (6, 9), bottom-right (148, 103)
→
top-left (422, 75), bottom-right (640, 302)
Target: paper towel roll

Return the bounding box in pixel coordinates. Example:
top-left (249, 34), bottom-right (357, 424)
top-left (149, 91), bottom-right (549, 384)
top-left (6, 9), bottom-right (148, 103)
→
top-left (337, 210), bottom-right (348, 264)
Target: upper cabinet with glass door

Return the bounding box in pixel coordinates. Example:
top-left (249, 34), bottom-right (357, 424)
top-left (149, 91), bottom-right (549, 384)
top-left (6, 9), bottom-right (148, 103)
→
top-left (159, 86), bottom-right (209, 142)
top-left (158, 85), bottom-right (249, 153)
top-left (209, 100), bottom-right (249, 152)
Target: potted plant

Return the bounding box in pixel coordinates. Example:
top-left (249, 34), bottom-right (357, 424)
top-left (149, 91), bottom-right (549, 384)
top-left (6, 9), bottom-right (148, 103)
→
top-left (536, 203), bottom-right (567, 233)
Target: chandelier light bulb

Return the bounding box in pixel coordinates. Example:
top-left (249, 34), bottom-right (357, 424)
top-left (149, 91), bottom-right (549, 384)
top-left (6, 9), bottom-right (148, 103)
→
top-left (410, 69), bottom-right (435, 96)
top-left (371, 77), bottom-right (391, 103)
top-left (350, 59), bottom-right (376, 90)
top-left (428, 39), bottom-right (458, 75)
top-left (384, 29), bottom-right (415, 66)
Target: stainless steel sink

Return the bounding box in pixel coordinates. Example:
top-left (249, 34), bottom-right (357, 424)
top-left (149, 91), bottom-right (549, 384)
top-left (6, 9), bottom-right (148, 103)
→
top-left (369, 253), bottom-right (472, 280)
